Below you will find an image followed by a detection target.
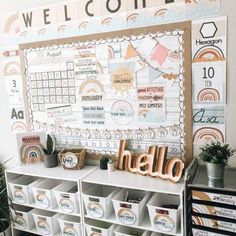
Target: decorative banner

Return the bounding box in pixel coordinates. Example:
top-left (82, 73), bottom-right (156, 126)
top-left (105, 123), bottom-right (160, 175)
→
top-left (20, 22), bottom-right (192, 161)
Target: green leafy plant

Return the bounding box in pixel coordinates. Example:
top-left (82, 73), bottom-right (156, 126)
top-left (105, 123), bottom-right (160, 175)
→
top-left (0, 161), bottom-right (13, 234)
top-left (199, 141), bottom-right (235, 165)
top-left (108, 158), bottom-right (114, 164)
top-left (43, 134), bottom-right (56, 155)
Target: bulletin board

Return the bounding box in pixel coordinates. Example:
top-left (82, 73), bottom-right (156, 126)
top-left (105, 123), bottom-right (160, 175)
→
top-left (19, 21), bottom-right (192, 164)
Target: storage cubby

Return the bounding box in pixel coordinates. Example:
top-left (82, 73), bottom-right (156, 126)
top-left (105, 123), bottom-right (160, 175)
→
top-left (85, 219), bottom-right (116, 236)
top-left (83, 185), bottom-right (119, 219)
top-left (54, 181), bottom-right (80, 214)
top-left (112, 189), bottom-right (151, 226)
top-left (147, 193), bottom-right (181, 234)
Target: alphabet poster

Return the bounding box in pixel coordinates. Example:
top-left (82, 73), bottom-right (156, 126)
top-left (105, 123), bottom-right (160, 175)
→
top-left (20, 22), bottom-right (192, 161)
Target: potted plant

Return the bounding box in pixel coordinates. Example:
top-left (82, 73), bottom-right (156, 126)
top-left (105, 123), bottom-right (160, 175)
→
top-left (43, 134), bottom-right (58, 168)
top-left (100, 154), bottom-right (109, 170)
top-left (0, 162), bottom-right (12, 236)
top-left (199, 141), bottom-right (235, 181)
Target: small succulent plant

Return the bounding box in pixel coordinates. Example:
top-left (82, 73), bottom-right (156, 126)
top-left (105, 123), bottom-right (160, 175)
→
top-left (43, 134), bottom-right (56, 156)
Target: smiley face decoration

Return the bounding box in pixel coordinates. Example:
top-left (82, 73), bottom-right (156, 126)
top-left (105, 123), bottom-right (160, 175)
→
top-left (117, 140), bottom-right (184, 183)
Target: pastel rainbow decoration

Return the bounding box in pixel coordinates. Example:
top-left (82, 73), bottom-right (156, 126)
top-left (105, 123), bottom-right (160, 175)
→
top-left (79, 21), bottom-right (89, 29)
top-left (193, 45), bottom-right (225, 63)
top-left (127, 13), bottom-right (139, 22)
top-left (20, 30), bottom-right (29, 38)
top-left (193, 127), bottom-right (224, 143)
top-left (11, 121), bottom-right (27, 133)
top-left (102, 17), bottom-right (112, 25)
top-left (96, 61), bottom-right (104, 74)
top-left (4, 13), bottom-right (19, 34)
top-left (79, 79), bottom-right (104, 94)
top-left (154, 8), bottom-right (167, 17)
top-left (38, 28), bottom-right (47, 36)
top-left (4, 61), bottom-right (21, 76)
top-left (57, 25), bottom-right (67, 33)
top-left (197, 88), bottom-right (220, 102)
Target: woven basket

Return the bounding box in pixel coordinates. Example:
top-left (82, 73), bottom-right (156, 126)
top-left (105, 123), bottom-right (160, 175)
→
top-left (59, 148), bottom-right (86, 170)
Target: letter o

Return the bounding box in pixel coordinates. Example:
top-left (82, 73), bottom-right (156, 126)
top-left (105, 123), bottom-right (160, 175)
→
top-left (106, 0), bottom-right (121, 13)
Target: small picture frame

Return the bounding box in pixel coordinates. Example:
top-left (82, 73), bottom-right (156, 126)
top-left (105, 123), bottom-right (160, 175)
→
top-left (16, 132), bottom-right (46, 165)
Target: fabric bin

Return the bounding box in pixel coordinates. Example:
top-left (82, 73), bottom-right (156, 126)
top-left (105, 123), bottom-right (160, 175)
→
top-left (114, 225), bottom-right (151, 236)
top-left (83, 185), bottom-right (118, 219)
top-left (31, 209), bottom-right (59, 236)
top-left (32, 179), bottom-right (61, 209)
top-left (147, 193), bottom-right (180, 234)
top-left (112, 189), bottom-right (151, 226)
top-left (11, 205), bottom-right (34, 230)
top-left (54, 182), bottom-right (79, 214)
top-left (58, 214), bottom-right (81, 236)
top-left (8, 176), bottom-right (40, 204)
top-left (85, 219), bottom-right (116, 236)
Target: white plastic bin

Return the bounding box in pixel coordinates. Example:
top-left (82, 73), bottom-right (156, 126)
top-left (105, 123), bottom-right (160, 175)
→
top-left (147, 193), bottom-right (181, 234)
top-left (85, 219), bottom-right (116, 236)
top-left (54, 182), bottom-right (79, 214)
top-left (83, 185), bottom-right (118, 219)
top-left (31, 209), bottom-right (59, 236)
top-left (57, 214), bottom-right (81, 236)
top-left (8, 176), bottom-right (40, 204)
top-left (114, 225), bottom-right (151, 236)
top-left (32, 179), bottom-right (61, 209)
top-left (112, 189), bottom-right (151, 226)
top-left (11, 205), bottom-right (34, 230)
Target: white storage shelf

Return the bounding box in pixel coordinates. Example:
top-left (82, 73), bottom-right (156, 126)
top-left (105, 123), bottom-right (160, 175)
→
top-left (7, 165), bottom-right (185, 236)
top-left (81, 169), bottom-right (185, 236)
top-left (6, 164), bottom-right (96, 236)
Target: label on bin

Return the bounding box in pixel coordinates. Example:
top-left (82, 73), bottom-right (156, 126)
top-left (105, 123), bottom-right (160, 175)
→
top-left (14, 190), bottom-right (27, 204)
top-left (63, 226), bottom-right (78, 236)
top-left (117, 208), bottom-right (136, 225)
top-left (36, 193), bottom-right (50, 209)
top-left (153, 214), bottom-right (175, 232)
top-left (59, 198), bottom-right (74, 213)
top-left (37, 220), bottom-right (51, 235)
top-left (15, 216), bottom-right (27, 229)
top-left (87, 202), bottom-right (104, 218)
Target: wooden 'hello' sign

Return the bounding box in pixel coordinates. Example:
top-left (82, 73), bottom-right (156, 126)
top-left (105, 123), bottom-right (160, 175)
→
top-left (117, 140), bottom-right (184, 183)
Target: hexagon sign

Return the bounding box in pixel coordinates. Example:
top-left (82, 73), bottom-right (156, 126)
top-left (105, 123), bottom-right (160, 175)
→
top-left (200, 22), bottom-right (218, 39)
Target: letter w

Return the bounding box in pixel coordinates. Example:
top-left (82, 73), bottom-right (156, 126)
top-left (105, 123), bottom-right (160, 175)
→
top-left (22, 12), bottom-right (33, 28)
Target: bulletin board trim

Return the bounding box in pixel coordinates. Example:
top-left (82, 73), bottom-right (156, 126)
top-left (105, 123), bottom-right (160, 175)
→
top-left (19, 21), bottom-right (193, 165)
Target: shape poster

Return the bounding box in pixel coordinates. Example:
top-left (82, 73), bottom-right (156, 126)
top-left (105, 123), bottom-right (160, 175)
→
top-left (21, 22), bottom-right (192, 161)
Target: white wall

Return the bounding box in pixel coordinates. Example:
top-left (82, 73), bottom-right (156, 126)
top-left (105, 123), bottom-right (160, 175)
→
top-left (1, 0), bottom-right (236, 166)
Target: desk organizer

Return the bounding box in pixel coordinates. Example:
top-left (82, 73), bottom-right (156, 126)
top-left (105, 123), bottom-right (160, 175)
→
top-left (11, 205), bottom-right (34, 230)
top-left (85, 219), bottom-right (116, 236)
top-left (32, 179), bottom-right (61, 209)
top-left (83, 185), bottom-right (119, 219)
top-left (147, 193), bottom-right (180, 234)
top-left (112, 189), bottom-right (151, 226)
top-left (31, 209), bottom-right (59, 236)
top-left (57, 214), bottom-right (81, 236)
top-left (54, 182), bottom-right (79, 214)
top-left (8, 176), bottom-right (40, 204)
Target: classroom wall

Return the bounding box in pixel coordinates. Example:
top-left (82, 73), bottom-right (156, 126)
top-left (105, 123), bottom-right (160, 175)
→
top-left (0, 0), bottom-right (236, 166)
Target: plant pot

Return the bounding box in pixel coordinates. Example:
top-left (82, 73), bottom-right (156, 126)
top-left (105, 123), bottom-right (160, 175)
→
top-left (0, 226), bottom-right (11, 236)
top-left (44, 153), bottom-right (58, 168)
top-left (107, 162), bottom-right (115, 172)
top-left (206, 162), bottom-right (225, 181)
top-left (100, 158), bottom-right (109, 170)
